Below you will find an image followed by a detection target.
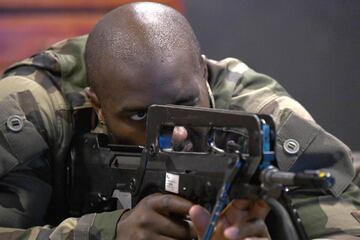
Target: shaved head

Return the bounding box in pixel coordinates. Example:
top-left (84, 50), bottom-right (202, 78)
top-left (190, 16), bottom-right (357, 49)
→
top-left (86, 2), bottom-right (201, 99)
top-left (85, 2), bottom-right (208, 145)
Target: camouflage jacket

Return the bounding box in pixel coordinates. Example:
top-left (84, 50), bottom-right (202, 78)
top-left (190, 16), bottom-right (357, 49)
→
top-left (0, 35), bottom-right (359, 239)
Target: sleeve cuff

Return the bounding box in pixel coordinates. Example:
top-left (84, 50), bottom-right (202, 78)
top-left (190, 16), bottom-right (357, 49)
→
top-left (75, 209), bottom-right (127, 240)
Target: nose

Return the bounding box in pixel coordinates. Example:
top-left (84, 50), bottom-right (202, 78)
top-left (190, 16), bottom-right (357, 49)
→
top-left (172, 126), bottom-right (188, 146)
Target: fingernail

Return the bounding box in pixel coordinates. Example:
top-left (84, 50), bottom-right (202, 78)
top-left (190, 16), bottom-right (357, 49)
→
top-left (224, 226), bottom-right (241, 240)
top-left (172, 126), bottom-right (188, 144)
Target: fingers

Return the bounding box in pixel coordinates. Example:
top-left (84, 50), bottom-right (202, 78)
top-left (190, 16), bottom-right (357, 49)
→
top-left (144, 194), bottom-right (194, 237)
top-left (224, 199), bottom-right (270, 224)
top-left (188, 202), bottom-right (268, 240)
top-left (150, 201), bottom-right (193, 239)
top-left (117, 194), bottom-right (194, 239)
top-left (250, 200), bottom-right (270, 220)
top-left (172, 126), bottom-right (188, 146)
top-left (189, 205), bottom-right (210, 239)
top-left (230, 199), bottom-right (251, 210)
top-left (224, 219), bottom-right (269, 240)
top-left (129, 229), bottom-right (180, 240)
top-left (146, 193), bottom-right (193, 216)
top-left (215, 199), bottom-right (270, 240)
top-left (151, 211), bottom-right (193, 238)
top-left (221, 200), bottom-right (252, 228)
top-left (243, 238), bottom-right (269, 240)
top-left (188, 200), bottom-right (270, 240)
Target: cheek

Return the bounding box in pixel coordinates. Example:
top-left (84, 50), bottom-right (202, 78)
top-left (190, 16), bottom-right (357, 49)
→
top-left (197, 82), bottom-right (210, 108)
top-left (106, 117), bottom-right (146, 145)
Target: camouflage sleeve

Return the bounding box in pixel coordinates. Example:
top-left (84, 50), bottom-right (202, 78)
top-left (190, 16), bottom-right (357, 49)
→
top-left (0, 210), bottom-right (125, 240)
top-left (229, 59), bottom-right (353, 195)
top-left (206, 57), bottom-right (360, 238)
top-left (0, 77), bottom-right (54, 227)
top-left (291, 183), bottom-right (360, 239)
top-left (0, 75), bottom-right (124, 239)
top-left (207, 57), bottom-right (354, 194)
top-left (206, 57), bottom-right (314, 123)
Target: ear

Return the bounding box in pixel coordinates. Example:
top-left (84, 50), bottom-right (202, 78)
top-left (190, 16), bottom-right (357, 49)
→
top-left (200, 54), bottom-right (208, 81)
top-left (85, 87), bottom-right (104, 122)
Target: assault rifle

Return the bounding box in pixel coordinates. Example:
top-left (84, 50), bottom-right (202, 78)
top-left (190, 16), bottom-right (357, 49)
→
top-left (67, 105), bottom-right (334, 240)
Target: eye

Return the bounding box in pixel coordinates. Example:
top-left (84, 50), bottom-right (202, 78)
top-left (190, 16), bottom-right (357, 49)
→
top-left (130, 111), bottom-right (147, 121)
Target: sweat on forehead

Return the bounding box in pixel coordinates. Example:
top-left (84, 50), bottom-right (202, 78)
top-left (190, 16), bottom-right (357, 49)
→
top-left (85, 2), bottom-right (201, 98)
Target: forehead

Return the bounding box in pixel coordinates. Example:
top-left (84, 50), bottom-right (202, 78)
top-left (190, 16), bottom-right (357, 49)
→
top-left (102, 53), bottom-right (203, 111)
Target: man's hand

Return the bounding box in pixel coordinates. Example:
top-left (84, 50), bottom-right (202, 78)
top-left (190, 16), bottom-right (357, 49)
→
top-left (190, 199), bottom-right (270, 240)
top-left (116, 193), bottom-right (194, 239)
top-left (116, 193), bottom-right (270, 240)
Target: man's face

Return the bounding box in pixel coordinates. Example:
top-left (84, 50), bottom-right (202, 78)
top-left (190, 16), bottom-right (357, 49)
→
top-left (98, 52), bottom-right (209, 145)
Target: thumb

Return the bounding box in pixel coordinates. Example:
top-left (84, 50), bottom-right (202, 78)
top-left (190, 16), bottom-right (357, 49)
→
top-left (172, 126), bottom-right (188, 146)
top-left (189, 205), bottom-right (210, 239)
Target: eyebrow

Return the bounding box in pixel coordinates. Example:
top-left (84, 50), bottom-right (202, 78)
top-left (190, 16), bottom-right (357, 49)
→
top-left (117, 91), bottom-right (199, 114)
top-left (119, 106), bottom-right (148, 113)
top-left (120, 98), bottom-right (197, 114)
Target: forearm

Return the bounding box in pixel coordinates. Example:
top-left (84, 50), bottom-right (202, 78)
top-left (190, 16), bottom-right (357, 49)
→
top-left (0, 210), bottom-right (125, 240)
top-left (0, 172), bottom-right (51, 228)
top-left (223, 60), bottom-right (354, 195)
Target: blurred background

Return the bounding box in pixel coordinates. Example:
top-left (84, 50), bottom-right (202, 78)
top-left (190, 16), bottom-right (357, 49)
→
top-left (0, 0), bottom-right (359, 150)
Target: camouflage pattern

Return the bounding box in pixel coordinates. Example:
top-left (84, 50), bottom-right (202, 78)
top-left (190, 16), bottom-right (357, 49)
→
top-left (206, 57), bottom-right (359, 238)
top-left (0, 35), bottom-right (359, 239)
top-left (0, 210), bottom-right (124, 240)
top-left (0, 36), bottom-right (123, 239)
top-left (291, 183), bottom-right (360, 238)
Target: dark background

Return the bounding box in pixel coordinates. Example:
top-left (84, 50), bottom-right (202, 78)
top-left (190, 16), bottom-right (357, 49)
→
top-left (183, 0), bottom-right (360, 151)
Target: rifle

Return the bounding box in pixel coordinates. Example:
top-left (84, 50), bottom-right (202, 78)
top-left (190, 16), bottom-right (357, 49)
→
top-left (67, 105), bottom-right (334, 239)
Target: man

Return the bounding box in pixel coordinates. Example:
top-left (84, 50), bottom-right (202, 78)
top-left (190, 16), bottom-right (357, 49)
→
top-left (0, 2), bottom-right (359, 239)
